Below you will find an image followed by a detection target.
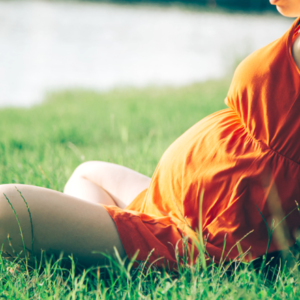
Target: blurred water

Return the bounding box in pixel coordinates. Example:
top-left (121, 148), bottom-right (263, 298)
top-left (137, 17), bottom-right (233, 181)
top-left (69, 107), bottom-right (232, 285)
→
top-left (0, 1), bottom-right (293, 107)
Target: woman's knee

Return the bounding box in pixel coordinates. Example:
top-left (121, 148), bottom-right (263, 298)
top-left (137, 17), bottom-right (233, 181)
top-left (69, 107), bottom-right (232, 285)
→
top-left (64, 161), bottom-right (100, 192)
top-left (70, 161), bottom-right (103, 177)
top-left (65, 161), bottom-right (106, 182)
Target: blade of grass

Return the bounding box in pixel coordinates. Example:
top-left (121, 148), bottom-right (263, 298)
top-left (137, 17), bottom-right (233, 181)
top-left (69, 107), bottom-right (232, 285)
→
top-left (256, 204), bottom-right (296, 274)
top-left (15, 186), bottom-right (34, 256)
top-left (38, 165), bottom-right (54, 187)
top-left (3, 193), bottom-right (28, 266)
top-left (220, 229), bottom-right (254, 273)
top-left (198, 190), bottom-right (207, 271)
top-left (219, 234), bottom-right (227, 265)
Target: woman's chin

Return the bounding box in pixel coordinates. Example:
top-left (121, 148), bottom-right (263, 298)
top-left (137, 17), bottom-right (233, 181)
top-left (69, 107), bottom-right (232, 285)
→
top-left (276, 6), bottom-right (300, 18)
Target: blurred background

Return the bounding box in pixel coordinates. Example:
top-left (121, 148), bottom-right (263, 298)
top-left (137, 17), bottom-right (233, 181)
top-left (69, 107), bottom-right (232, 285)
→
top-left (0, 0), bottom-right (294, 107)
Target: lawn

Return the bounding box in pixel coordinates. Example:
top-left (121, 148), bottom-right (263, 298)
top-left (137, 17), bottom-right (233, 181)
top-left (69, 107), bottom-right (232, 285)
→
top-left (0, 78), bottom-right (299, 299)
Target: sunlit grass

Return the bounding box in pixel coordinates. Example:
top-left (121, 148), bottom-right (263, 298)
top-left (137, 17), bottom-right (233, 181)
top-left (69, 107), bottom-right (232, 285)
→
top-left (0, 79), bottom-right (229, 189)
top-left (1, 78), bottom-right (300, 299)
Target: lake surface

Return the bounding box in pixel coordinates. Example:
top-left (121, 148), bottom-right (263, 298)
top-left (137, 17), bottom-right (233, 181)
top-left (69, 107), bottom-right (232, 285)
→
top-left (0, 1), bottom-right (293, 107)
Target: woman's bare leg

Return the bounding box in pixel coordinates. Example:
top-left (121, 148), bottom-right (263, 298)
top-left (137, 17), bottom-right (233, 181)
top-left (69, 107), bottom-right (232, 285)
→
top-left (0, 184), bottom-right (126, 267)
top-left (64, 161), bottom-right (151, 209)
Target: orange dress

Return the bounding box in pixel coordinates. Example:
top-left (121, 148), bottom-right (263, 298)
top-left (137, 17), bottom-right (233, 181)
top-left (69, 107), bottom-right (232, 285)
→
top-left (104, 18), bottom-right (300, 268)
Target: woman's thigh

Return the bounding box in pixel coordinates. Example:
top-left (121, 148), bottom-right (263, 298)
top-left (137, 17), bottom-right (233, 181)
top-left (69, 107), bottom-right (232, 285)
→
top-left (0, 184), bottom-right (126, 267)
top-left (65, 161), bottom-right (151, 209)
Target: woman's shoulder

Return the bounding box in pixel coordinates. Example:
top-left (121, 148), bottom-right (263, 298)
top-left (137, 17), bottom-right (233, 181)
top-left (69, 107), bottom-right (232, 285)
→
top-left (225, 20), bottom-right (300, 139)
top-left (227, 35), bottom-right (286, 99)
top-left (227, 20), bottom-right (299, 101)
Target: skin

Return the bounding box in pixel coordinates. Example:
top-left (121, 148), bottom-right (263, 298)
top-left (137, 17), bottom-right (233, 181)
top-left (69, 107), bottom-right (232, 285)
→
top-left (293, 30), bottom-right (300, 70)
top-left (269, 0), bottom-right (300, 17)
top-left (0, 164), bottom-right (150, 267)
top-left (1, 2), bottom-right (300, 269)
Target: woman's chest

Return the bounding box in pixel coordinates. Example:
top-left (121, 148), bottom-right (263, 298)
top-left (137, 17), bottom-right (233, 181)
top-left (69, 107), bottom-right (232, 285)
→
top-left (292, 32), bottom-right (300, 71)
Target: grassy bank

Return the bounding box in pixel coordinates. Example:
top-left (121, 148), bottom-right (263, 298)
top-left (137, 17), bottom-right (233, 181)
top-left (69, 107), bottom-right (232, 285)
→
top-left (1, 78), bottom-right (300, 299)
top-left (0, 79), bottom-right (229, 190)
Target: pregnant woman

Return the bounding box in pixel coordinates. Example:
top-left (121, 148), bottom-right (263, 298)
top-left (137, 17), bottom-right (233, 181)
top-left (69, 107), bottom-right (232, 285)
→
top-left (1, 0), bottom-right (300, 268)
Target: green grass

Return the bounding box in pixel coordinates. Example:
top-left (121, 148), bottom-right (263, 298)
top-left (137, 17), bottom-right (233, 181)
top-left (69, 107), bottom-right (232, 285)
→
top-left (1, 78), bottom-right (300, 299)
top-left (0, 79), bottom-right (229, 189)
